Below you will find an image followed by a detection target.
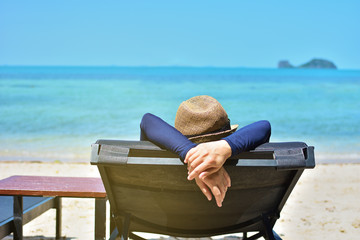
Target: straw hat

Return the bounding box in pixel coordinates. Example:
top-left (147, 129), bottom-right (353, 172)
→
top-left (175, 95), bottom-right (238, 143)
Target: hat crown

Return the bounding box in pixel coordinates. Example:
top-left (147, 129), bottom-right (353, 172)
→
top-left (175, 95), bottom-right (229, 136)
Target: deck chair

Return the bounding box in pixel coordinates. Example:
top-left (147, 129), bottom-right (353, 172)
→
top-left (0, 196), bottom-right (57, 239)
top-left (91, 140), bottom-right (315, 240)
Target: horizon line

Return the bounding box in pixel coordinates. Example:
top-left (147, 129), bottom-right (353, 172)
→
top-left (0, 65), bottom-right (358, 70)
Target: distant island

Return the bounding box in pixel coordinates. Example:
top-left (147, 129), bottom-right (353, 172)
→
top-left (278, 58), bottom-right (337, 69)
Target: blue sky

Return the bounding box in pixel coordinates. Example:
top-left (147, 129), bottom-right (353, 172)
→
top-left (1, 0), bottom-right (359, 69)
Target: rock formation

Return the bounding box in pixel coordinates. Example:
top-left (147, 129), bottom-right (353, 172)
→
top-left (278, 58), bottom-right (337, 69)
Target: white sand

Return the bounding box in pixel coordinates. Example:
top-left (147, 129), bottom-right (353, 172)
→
top-left (273, 164), bottom-right (360, 239)
top-left (0, 162), bottom-right (359, 240)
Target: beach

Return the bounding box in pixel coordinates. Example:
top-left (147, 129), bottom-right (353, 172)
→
top-left (1, 161), bottom-right (359, 240)
top-left (2, 1), bottom-right (360, 239)
top-left (1, 66), bottom-right (359, 239)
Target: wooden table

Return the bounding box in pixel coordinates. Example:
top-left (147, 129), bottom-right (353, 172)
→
top-left (0, 175), bottom-right (107, 240)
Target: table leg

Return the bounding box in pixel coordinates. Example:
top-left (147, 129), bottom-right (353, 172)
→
top-left (95, 198), bottom-right (106, 240)
top-left (55, 197), bottom-right (62, 240)
top-left (13, 196), bottom-right (23, 240)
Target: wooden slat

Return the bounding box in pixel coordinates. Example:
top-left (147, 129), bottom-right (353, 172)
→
top-left (0, 176), bottom-right (106, 198)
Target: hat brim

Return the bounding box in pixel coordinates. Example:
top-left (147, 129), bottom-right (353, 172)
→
top-left (188, 124), bottom-right (238, 144)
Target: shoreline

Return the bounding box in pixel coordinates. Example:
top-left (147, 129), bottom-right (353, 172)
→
top-left (0, 162), bottom-right (359, 239)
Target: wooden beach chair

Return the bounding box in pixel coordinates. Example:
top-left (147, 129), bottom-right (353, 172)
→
top-left (91, 140), bottom-right (315, 240)
top-left (0, 196), bottom-right (58, 239)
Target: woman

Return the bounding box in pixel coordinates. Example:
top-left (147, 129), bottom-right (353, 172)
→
top-left (140, 95), bottom-right (271, 207)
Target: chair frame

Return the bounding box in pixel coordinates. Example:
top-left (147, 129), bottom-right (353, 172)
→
top-left (91, 140), bottom-right (315, 240)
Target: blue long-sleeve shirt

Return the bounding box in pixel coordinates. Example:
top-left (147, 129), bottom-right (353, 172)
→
top-left (140, 113), bottom-right (271, 160)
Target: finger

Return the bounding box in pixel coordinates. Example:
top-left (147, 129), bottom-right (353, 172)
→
top-left (184, 147), bottom-right (196, 163)
top-left (222, 186), bottom-right (228, 204)
top-left (188, 157), bottom-right (208, 179)
top-left (227, 174), bottom-right (231, 187)
top-left (199, 168), bottom-right (218, 180)
top-left (185, 147), bottom-right (201, 164)
top-left (219, 172), bottom-right (229, 204)
top-left (188, 162), bottom-right (209, 180)
top-left (195, 179), bottom-right (212, 201)
top-left (187, 151), bottom-right (202, 166)
top-left (211, 185), bottom-right (223, 207)
top-left (220, 181), bottom-right (227, 201)
top-left (222, 168), bottom-right (231, 187)
top-left (216, 173), bottom-right (227, 203)
top-left (187, 156), bottom-right (202, 172)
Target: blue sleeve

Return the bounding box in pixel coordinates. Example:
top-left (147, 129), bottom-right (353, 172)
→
top-left (140, 113), bottom-right (197, 160)
top-left (223, 120), bottom-right (271, 157)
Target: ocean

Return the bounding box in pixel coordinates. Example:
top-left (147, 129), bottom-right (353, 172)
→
top-left (0, 66), bottom-right (359, 163)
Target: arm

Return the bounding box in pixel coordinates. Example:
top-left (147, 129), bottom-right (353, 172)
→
top-left (140, 113), bottom-right (231, 207)
top-left (224, 120), bottom-right (271, 156)
top-left (186, 120), bottom-right (271, 180)
top-left (140, 113), bottom-right (197, 161)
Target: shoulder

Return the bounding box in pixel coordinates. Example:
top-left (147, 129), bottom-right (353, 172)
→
top-left (142, 112), bottom-right (156, 120)
top-left (140, 113), bottom-right (155, 128)
top-left (239, 120), bottom-right (271, 130)
top-left (257, 120), bottom-right (271, 128)
top-left (141, 113), bottom-right (160, 123)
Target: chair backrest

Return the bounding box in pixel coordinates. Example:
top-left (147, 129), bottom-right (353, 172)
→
top-left (91, 140), bottom-right (315, 237)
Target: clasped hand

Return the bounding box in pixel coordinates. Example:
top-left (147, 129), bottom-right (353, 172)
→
top-left (184, 140), bottom-right (232, 207)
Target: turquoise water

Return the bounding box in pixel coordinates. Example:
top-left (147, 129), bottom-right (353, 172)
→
top-left (0, 66), bottom-right (359, 163)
